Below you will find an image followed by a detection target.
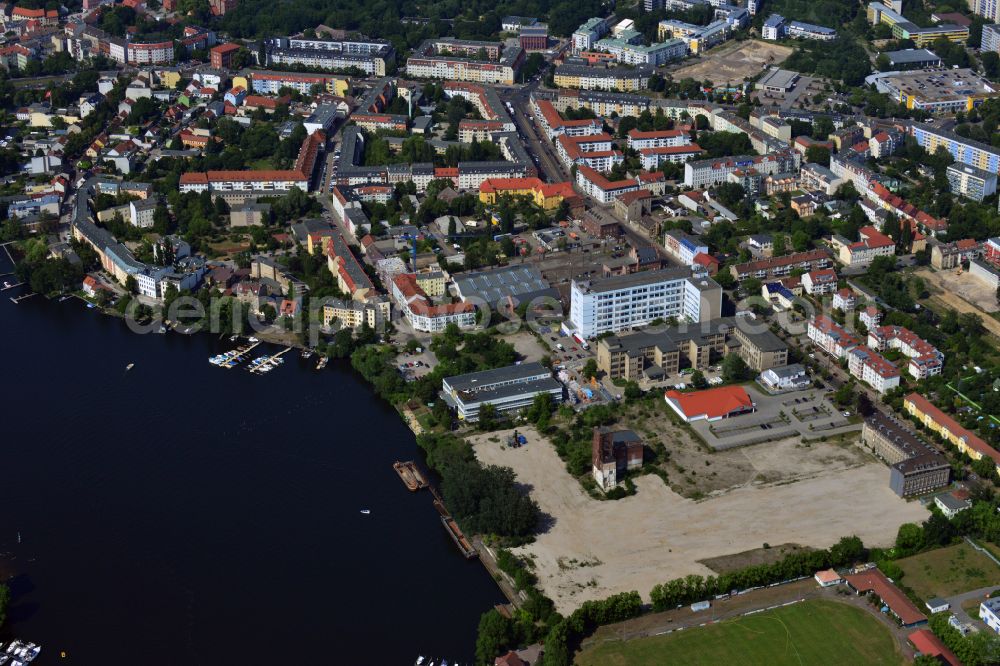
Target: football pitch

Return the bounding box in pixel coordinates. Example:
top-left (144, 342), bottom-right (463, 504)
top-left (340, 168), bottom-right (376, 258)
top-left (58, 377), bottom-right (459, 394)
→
top-left (575, 599), bottom-right (905, 665)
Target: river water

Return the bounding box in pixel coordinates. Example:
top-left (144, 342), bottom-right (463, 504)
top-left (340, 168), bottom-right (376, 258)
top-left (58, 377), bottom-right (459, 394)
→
top-left (0, 265), bottom-right (503, 664)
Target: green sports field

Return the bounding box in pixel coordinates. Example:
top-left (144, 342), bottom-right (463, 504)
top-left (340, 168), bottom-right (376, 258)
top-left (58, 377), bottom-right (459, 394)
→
top-left (575, 599), bottom-right (905, 666)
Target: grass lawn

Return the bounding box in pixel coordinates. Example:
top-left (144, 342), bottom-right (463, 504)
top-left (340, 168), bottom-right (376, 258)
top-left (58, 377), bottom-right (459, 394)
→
top-left (576, 599), bottom-right (904, 666)
top-left (896, 542), bottom-right (1000, 600)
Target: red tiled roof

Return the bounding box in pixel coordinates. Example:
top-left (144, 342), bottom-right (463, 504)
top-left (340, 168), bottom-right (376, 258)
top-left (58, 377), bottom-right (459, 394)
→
top-left (627, 129), bottom-right (687, 140)
top-left (392, 273), bottom-right (473, 318)
top-left (733, 249), bottom-right (829, 275)
top-left (844, 569), bottom-right (925, 625)
top-left (693, 252), bottom-right (719, 268)
top-left (576, 164), bottom-right (637, 193)
top-left (640, 144), bottom-right (704, 156)
top-left (665, 386), bottom-right (754, 420)
top-left (211, 42), bottom-right (241, 55)
top-left (479, 177), bottom-right (575, 199)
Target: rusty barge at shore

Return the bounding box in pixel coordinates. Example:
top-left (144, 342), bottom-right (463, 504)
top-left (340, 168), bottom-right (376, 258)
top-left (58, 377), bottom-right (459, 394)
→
top-left (393, 460), bottom-right (428, 491)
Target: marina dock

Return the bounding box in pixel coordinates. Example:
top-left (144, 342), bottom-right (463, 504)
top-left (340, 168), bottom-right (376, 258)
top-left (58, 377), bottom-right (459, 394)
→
top-left (393, 461), bottom-right (428, 491)
top-left (248, 346), bottom-right (292, 374)
top-left (9, 292), bottom-right (34, 304)
top-left (209, 341), bottom-right (261, 369)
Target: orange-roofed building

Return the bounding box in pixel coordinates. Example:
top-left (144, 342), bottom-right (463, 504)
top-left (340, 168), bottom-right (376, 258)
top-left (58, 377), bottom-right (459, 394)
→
top-left (908, 629), bottom-right (961, 666)
top-left (844, 568), bottom-right (926, 627)
top-left (664, 386), bottom-right (755, 422)
top-left (905, 392), bottom-right (1000, 474)
top-left (814, 569), bottom-right (842, 587)
top-left (479, 177), bottom-right (577, 210)
top-left (434, 167), bottom-right (459, 186)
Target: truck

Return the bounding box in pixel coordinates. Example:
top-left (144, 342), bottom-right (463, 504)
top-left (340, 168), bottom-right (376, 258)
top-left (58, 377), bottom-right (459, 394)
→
top-left (572, 333), bottom-right (590, 350)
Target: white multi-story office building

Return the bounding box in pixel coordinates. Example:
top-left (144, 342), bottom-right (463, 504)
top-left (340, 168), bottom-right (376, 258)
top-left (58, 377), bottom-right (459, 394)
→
top-left (984, 24), bottom-right (1000, 53)
top-left (970, 0), bottom-right (1000, 24)
top-left (569, 267), bottom-right (722, 338)
top-left (946, 163), bottom-right (998, 202)
top-left (442, 362), bottom-right (563, 422)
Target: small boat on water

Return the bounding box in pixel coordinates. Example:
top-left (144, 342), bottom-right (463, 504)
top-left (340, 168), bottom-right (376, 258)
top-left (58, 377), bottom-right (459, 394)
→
top-left (86, 303), bottom-right (96, 309)
top-left (58, 295), bottom-right (71, 302)
top-left (316, 357), bottom-right (328, 370)
top-left (125, 363), bottom-right (135, 371)
top-left (359, 509), bottom-right (371, 515)
top-left (248, 336), bottom-right (259, 343)
top-left (2, 281), bottom-right (10, 289)
top-left (229, 335), bottom-right (239, 342)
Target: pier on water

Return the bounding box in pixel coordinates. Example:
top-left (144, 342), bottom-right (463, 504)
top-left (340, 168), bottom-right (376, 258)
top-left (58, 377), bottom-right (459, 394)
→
top-left (249, 346), bottom-right (292, 374)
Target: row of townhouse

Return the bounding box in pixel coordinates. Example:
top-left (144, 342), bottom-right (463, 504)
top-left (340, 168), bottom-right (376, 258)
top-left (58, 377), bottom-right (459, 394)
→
top-left (63, 23), bottom-right (216, 66)
top-left (904, 393), bottom-right (1000, 474)
top-left (406, 38), bottom-right (524, 85)
top-left (553, 63), bottom-right (651, 92)
top-left (730, 249), bottom-right (831, 281)
top-left (261, 36), bottom-right (393, 76)
top-left (247, 70), bottom-right (348, 95)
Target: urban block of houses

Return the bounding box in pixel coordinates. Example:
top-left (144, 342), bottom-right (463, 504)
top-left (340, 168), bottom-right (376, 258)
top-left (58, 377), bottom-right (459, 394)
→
top-left (391, 273), bottom-right (476, 333)
top-left (868, 325), bottom-right (943, 379)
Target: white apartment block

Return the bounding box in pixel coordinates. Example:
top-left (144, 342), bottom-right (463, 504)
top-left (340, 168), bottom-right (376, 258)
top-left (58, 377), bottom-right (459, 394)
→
top-left (569, 267), bottom-right (722, 338)
top-left (684, 151), bottom-right (799, 188)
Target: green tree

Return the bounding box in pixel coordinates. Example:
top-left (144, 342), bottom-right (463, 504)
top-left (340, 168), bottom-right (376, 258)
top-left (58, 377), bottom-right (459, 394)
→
top-left (582, 359), bottom-right (598, 380)
top-left (478, 403), bottom-right (498, 431)
top-left (623, 381), bottom-right (641, 401)
top-left (895, 522), bottom-right (925, 553)
top-left (805, 145), bottom-right (830, 167)
top-left (721, 353), bottom-right (750, 382)
top-left (691, 370), bottom-right (708, 389)
top-left (475, 609), bottom-right (514, 665)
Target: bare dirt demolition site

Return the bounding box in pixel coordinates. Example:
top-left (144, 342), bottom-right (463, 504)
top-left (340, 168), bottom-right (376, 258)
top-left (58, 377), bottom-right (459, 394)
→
top-left (668, 40), bottom-right (794, 87)
top-left (470, 425), bottom-right (929, 612)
